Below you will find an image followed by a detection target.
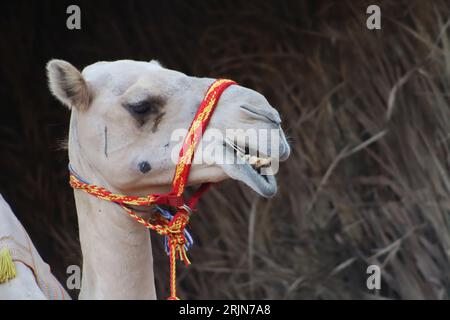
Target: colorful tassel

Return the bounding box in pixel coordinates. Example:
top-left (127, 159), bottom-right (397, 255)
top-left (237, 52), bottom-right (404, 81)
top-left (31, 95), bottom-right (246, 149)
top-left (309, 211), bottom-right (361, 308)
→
top-left (0, 247), bottom-right (16, 283)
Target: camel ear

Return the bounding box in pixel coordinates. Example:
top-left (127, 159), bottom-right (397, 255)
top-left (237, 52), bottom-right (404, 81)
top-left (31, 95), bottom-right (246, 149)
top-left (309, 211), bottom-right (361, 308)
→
top-left (149, 60), bottom-right (162, 67)
top-left (46, 59), bottom-right (90, 110)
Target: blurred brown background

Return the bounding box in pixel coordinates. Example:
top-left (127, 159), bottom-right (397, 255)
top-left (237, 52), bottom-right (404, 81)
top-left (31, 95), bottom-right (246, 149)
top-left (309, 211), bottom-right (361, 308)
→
top-left (1, 0), bottom-right (450, 299)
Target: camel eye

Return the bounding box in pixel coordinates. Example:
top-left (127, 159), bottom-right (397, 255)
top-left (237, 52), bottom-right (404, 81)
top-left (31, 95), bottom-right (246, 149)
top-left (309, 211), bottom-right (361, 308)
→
top-left (123, 96), bottom-right (166, 126)
top-left (129, 101), bottom-right (153, 115)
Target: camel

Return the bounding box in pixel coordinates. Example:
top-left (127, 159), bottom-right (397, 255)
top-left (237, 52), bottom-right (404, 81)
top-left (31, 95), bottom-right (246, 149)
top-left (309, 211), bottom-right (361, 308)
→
top-left (0, 59), bottom-right (290, 299)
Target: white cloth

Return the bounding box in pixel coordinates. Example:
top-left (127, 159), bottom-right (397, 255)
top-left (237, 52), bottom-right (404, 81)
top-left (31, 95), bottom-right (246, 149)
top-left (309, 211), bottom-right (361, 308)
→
top-left (0, 194), bottom-right (70, 300)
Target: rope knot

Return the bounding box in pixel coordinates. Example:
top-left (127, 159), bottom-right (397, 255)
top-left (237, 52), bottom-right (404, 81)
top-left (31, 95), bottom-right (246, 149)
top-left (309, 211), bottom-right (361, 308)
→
top-left (164, 208), bottom-right (193, 300)
top-left (166, 210), bottom-right (191, 265)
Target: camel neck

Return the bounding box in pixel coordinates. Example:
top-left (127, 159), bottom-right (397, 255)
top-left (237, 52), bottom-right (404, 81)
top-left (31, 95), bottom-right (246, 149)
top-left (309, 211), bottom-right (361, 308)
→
top-left (74, 188), bottom-right (157, 299)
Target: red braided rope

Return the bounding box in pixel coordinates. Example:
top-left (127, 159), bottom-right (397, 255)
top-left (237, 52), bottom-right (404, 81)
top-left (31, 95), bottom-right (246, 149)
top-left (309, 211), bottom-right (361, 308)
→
top-left (171, 79), bottom-right (236, 196)
top-left (69, 79), bottom-right (236, 300)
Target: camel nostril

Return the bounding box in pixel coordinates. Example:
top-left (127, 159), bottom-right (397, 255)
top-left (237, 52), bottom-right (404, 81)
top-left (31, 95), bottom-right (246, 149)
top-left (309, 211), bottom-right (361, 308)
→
top-left (138, 161), bottom-right (152, 174)
top-left (240, 105), bottom-right (281, 125)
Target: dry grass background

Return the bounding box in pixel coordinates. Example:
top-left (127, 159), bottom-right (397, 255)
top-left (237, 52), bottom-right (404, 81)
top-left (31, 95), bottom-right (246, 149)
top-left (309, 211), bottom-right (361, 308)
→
top-left (1, 0), bottom-right (450, 299)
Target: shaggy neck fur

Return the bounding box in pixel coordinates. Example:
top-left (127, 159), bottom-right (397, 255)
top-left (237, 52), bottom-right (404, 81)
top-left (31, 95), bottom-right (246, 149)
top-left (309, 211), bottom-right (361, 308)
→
top-left (69, 114), bottom-right (158, 299)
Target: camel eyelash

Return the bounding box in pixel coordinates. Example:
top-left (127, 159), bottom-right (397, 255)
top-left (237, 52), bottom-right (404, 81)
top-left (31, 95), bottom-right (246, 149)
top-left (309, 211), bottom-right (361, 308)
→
top-left (124, 96), bottom-right (165, 116)
top-left (123, 97), bottom-right (166, 129)
top-left (127, 101), bottom-right (155, 115)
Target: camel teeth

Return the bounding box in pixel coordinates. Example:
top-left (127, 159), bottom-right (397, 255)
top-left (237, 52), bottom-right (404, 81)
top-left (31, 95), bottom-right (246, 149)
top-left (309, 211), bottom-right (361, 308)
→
top-left (241, 154), bottom-right (271, 169)
top-left (227, 141), bottom-right (271, 169)
top-left (254, 157), bottom-right (271, 168)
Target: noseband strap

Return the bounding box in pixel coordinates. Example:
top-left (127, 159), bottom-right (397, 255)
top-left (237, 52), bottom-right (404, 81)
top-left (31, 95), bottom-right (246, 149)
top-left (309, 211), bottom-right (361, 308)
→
top-left (69, 79), bottom-right (236, 300)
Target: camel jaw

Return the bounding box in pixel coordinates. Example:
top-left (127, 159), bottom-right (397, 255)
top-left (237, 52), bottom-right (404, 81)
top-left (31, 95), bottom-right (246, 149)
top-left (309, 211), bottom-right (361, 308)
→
top-left (220, 140), bottom-right (278, 198)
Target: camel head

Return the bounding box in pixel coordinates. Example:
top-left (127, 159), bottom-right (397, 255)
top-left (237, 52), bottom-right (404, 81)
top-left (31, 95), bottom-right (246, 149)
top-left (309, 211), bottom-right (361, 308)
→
top-left (47, 59), bottom-right (290, 198)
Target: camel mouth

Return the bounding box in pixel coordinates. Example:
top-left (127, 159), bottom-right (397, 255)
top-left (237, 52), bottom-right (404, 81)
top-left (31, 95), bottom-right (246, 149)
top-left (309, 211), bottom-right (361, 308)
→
top-left (220, 138), bottom-right (277, 197)
top-left (225, 137), bottom-right (273, 171)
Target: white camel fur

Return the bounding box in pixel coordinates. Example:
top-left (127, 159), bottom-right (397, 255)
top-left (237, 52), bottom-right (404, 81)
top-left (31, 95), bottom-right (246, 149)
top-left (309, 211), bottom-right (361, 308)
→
top-left (0, 59), bottom-right (290, 299)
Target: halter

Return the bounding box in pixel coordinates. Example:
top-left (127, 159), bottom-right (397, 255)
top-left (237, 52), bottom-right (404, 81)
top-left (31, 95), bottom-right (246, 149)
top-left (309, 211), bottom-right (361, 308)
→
top-left (68, 79), bottom-right (236, 300)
